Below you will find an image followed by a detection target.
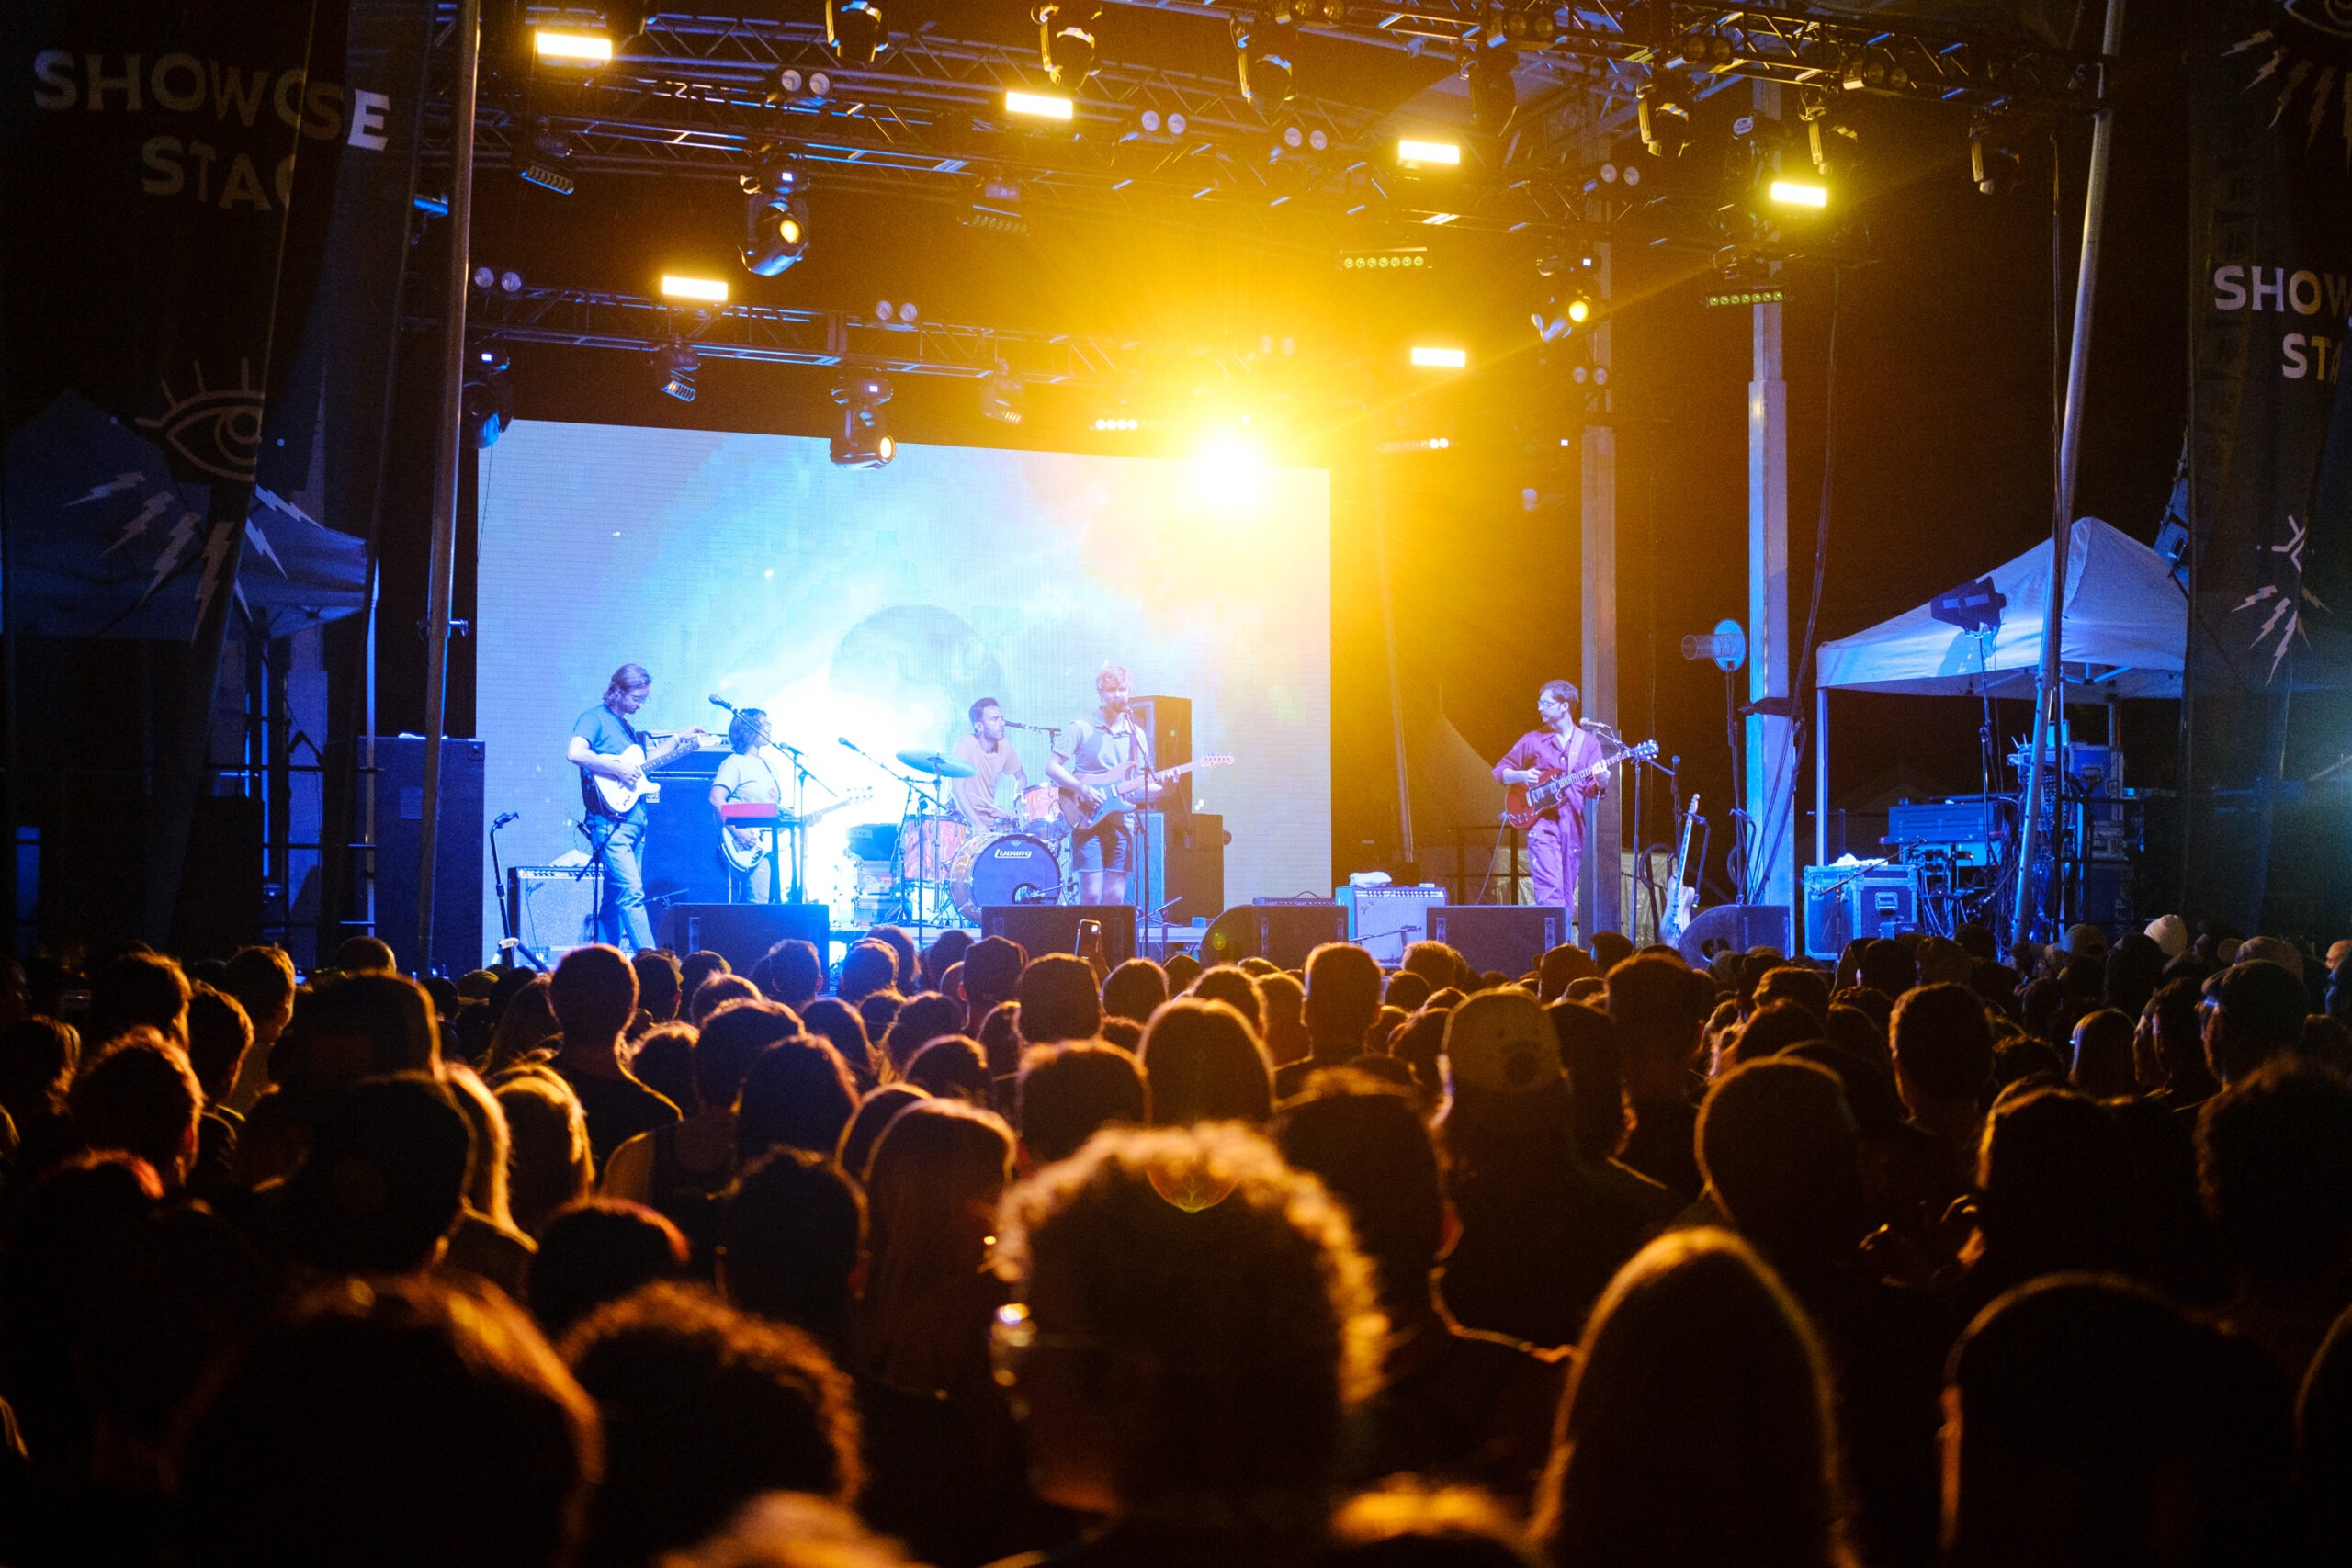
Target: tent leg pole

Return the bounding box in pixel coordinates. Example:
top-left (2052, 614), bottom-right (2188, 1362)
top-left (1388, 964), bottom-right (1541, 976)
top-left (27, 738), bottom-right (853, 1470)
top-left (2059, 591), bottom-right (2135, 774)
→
top-left (1815, 685), bottom-right (1826, 867)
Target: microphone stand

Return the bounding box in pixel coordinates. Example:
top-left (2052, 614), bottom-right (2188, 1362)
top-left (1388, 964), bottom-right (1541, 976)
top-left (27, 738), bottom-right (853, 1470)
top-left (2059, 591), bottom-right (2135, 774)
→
top-left (841, 738), bottom-right (953, 932)
top-left (763, 739), bottom-right (836, 907)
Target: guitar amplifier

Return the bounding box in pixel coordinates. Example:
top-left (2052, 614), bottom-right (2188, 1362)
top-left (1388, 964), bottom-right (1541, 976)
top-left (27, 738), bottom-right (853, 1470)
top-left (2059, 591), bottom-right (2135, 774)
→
top-left (508, 865), bottom-right (605, 961)
top-left (1802, 863), bottom-right (1922, 960)
top-left (1427, 906), bottom-right (1568, 980)
top-left (1337, 884), bottom-right (1447, 966)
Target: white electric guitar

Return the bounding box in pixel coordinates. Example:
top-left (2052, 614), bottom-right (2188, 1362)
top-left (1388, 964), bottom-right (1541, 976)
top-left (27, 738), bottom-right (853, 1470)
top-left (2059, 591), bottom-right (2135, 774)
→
top-left (718, 787), bottom-right (876, 874)
top-left (588, 729), bottom-right (713, 815)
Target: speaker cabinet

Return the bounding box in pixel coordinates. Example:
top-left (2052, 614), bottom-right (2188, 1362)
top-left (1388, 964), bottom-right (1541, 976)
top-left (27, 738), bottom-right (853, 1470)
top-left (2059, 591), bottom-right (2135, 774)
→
top-left (1201, 901), bottom-right (1348, 969)
top-left (981, 904), bottom-right (1137, 967)
top-left (1132, 694), bottom-right (1192, 770)
top-left (1133, 811), bottom-right (1226, 924)
top-left (367, 736), bottom-right (484, 976)
top-left (1675, 904), bottom-right (1793, 968)
top-left (508, 865), bottom-right (604, 963)
top-left (1427, 905), bottom-right (1568, 980)
top-left (1339, 883), bottom-right (1448, 966)
top-left (1803, 865), bottom-right (1922, 960)
top-left (662, 903), bottom-right (830, 972)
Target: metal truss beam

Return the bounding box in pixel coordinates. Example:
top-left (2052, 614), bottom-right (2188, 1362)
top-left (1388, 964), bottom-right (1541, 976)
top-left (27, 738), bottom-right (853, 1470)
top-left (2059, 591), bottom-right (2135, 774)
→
top-left (458, 285), bottom-right (1157, 382)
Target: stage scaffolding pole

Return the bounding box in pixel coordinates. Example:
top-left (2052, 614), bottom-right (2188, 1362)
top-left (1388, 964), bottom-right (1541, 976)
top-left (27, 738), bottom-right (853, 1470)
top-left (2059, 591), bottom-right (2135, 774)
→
top-left (1371, 458), bottom-right (1416, 868)
top-left (1747, 82), bottom-right (1794, 919)
top-left (1582, 239), bottom-right (1622, 937)
top-left (2014, 0), bottom-right (2124, 945)
top-left (415, 0), bottom-right (481, 975)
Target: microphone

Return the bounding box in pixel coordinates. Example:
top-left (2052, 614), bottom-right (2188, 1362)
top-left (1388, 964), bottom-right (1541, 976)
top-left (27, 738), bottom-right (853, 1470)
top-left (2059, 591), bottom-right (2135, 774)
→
top-left (838, 737), bottom-right (856, 750)
top-left (492, 811), bottom-right (519, 829)
top-left (709, 695), bottom-right (738, 712)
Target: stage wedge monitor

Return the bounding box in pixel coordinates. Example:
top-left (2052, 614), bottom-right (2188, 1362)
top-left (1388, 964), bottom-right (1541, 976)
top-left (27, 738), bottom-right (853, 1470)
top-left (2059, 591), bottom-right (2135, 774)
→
top-left (982, 904), bottom-right (1138, 967)
top-left (1427, 905), bottom-right (1566, 980)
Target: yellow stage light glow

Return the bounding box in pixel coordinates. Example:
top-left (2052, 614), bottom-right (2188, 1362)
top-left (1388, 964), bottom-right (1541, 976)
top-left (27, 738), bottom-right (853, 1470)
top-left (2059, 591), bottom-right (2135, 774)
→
top-left (1005, 90), bottom-right (1076, 120)
top-left (1566, 298), bottom-right (1591, 323)
top-left (534, 29), bottom-right (613, 62)
top-left (659, 275), bottom-right (729, 303)
top-left (1769, 178), bottom-right (1829, 208)
top-left (1189, 429), bottom-right (1272, 513)
top-left (1397, 138), bottom-right (1461, 165)
top-left (1420, 212), bottom-right (1460, 226)
top-left (1410, 345), bottom-right (1467, 368)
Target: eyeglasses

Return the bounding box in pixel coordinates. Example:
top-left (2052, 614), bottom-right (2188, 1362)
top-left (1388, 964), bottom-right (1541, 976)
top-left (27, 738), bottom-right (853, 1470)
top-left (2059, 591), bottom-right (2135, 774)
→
top-left (988, 1301), bottom-right (1101, 1388)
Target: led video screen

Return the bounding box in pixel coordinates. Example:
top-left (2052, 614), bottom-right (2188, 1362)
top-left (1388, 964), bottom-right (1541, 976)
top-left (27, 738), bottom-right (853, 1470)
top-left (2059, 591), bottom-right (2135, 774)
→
top-left (474, 419), bottom-right (1330, 960)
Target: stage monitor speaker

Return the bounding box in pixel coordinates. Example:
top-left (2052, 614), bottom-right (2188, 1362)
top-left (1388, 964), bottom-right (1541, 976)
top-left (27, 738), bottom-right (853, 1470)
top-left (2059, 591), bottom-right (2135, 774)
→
top-left (641, 750), bottom-right (726, 908)
top-left (1132, 694), bottom-right (1192, 771)
top-left (368, 736), bottom-right (484, 976)
top-left (982, 904), bottom-right (1138, 967)
top-left (1675, 904), bottom-right (1793, 968)
top-left (1802, 865), bottom-right (1921, 960)
top-left (1427, 905), bottom-right (1567, 980)
top-left (1201, 901), bottom-right (1347, 969)
top-left (663, 903), bottom-right (830, 972)
top-left (509, 865), bottom-right (604, 963)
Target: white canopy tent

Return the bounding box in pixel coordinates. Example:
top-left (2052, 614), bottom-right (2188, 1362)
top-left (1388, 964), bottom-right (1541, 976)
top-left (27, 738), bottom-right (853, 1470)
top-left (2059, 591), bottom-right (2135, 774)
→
top-left (1811, 516), bottom-right (2188, 861)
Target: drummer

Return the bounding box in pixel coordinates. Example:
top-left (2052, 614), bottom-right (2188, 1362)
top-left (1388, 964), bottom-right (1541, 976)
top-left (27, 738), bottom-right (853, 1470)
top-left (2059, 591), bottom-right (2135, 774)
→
top-left (949, 696), bottom-right (1029, 833)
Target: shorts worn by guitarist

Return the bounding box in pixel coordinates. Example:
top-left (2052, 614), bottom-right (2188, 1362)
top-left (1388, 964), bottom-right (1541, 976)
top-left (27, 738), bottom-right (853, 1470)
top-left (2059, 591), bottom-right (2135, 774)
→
top-left (1046, 665), bottom-right (1153, 906)
top-left (1492, 678), bottom-right (1609, 912)
top-left (567, 663), bottom-right (705, 951)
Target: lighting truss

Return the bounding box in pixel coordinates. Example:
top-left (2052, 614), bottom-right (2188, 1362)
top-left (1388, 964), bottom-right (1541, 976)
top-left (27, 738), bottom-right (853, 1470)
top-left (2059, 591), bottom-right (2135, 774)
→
top-left (445, 11), bottom-right (1634, 240)
top-left (1105, 1), bottom-right (2106, 112)
top-left (450, 285), bottom-right (1156, 384)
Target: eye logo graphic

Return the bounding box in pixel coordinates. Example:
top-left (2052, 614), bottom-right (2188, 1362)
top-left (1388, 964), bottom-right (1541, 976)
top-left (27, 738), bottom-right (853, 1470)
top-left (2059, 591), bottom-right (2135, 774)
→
top-left (135, 360), bottom-right (266, 483)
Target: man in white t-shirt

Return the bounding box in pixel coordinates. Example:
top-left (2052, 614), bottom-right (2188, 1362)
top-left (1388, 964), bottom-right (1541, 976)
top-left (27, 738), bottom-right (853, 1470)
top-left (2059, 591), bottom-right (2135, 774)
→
top-left (709, 707), bottom-right (786, 902)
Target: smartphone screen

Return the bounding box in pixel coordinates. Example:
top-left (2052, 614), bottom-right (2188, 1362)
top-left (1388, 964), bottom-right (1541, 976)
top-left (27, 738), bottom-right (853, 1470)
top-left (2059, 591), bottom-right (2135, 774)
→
top-left (1074, 919), bottom-right (1102, 954)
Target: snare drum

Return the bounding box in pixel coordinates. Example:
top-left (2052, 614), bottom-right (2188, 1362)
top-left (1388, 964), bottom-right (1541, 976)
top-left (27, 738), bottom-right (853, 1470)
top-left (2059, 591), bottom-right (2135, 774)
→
top-left (1016, 782), bottom-right (1062, 833)
top-left (947, 832), bottom-right (1061, 922)
top-left (895, 817), bottom-right (967, 885)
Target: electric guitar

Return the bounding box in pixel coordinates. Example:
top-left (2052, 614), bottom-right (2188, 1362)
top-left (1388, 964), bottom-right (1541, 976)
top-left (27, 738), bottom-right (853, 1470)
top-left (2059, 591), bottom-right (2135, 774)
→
top-left (718, 786), bottom-right (876, 874)
top-left (587, 728), bottom-right (711, 815)
top-left (1502, 739), bottom-right (1657, 829)
top-left (1059, 755), bottom-right (1235, 831)
top-left (1660, 794), bottom-right (1702, 945)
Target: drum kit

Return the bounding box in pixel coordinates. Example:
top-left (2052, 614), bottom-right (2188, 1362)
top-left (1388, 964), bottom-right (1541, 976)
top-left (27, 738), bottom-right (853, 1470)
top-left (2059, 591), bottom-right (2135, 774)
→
top-left (874, 747), bottom-right (1072, 929)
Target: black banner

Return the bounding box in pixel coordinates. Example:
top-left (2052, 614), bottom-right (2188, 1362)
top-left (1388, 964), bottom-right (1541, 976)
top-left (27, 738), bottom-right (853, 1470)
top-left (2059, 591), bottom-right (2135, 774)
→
top-left (1, 0), bottom-right (429, 944)
top-left (2185, 0), bottom-right (2352, 933)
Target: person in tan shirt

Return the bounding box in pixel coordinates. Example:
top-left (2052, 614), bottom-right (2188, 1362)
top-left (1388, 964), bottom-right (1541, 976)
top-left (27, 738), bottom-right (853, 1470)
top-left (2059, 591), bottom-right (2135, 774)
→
top-left (949, 695), bottom-right (1028, 833)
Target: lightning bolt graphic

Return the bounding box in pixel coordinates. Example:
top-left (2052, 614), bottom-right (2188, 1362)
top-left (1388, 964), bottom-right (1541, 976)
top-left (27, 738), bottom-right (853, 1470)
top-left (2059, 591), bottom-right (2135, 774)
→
top-left (2308, 66), bottom-right (2336, 148)
top-left (2271, 58), bottom-right (2312, 127)
top-left (67, 472), bottom-right (144, 506)
top-left (253, 486), bottom-right (322, 528)
top-left (102, 491), bottom-right (175, 556)
top-left (2247, 45), bottom-right (2290, 93)
top-left (194, 516), bottom-right (239, 626)
top-left (147, 512), bottom-right (203, 598)
top-left (242, 518), bottom-right (288, 578)
top-left (2224, 29), bottom-right (2275, 57)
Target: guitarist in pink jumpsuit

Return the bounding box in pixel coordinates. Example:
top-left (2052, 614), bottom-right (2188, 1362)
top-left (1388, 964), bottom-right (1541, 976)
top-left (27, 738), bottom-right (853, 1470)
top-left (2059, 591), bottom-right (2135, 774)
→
top-left (1492, 679), bottom-right (1610, 910)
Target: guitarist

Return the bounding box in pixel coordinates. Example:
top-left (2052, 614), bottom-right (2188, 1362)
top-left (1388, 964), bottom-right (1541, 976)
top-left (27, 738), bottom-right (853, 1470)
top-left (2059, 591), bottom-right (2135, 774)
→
top-left (708, 707), bottom-right (785, 902)
top-left (1492, 679), bottom-right (1610, 914)
top-left (1046, 664), bottom-right (1153, 906)
top-left (566, 664), bottom-right (705, 950)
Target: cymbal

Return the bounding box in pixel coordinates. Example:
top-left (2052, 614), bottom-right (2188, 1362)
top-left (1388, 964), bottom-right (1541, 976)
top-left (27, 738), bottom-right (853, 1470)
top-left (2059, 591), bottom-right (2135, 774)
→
top-left (896, 748), bottom-right (977, 779)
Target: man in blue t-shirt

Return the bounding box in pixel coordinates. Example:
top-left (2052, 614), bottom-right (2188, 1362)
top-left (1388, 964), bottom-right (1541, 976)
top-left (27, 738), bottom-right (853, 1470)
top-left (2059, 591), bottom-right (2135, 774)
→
top-left (566, 663), bottom-right (704, 951)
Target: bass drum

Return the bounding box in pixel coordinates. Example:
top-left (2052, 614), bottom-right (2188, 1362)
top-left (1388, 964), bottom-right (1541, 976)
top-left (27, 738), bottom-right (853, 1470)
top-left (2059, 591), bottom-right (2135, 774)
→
top-left (948, 832), bottom-right (1061, 923)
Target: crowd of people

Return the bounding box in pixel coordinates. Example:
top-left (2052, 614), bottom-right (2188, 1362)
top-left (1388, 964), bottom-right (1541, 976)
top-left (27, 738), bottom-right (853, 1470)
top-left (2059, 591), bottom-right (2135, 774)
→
top-left (0, 908), bottom-right (2346, 1568)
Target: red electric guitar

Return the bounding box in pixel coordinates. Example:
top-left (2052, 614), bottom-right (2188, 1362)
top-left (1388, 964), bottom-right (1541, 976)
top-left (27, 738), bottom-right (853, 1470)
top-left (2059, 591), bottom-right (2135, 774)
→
top-left (1502, 739), bottom-right (1657, 830)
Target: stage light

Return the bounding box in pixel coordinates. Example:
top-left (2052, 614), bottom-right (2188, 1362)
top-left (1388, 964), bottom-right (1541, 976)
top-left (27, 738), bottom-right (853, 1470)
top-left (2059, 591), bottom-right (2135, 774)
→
top-left (1397, 138), bottom-right (1461, 166)
top-left (1233, 12), bottom-right (1297, 107)
top-left (873, 299), bottom-right (918, 325)
top-left (831, 372), bottom-right (896, 468)
top-left (1681, 619), bottom-right (1747, 672)
top-left (1338, 247), bottom-right (1430, 270)
top-left (979, 366), bottom-right (1023, 425)
top-left (656, 341), bottom-right (699, 402)
top-left (1531, 290), bottom-right (1594, 343)
top-left (1705, 286), bottom-right (1784, 308)
top-left (1189, 428), bottom-right (1271, 513)
top-left (1420, 212), bottom-right (1459, 226)
top-left (1005, 89), bottom-right (1075, 121)
top-left (1804, 100), bottom-right (1859, 176)
top-left (660, 274), bottom-right (729, 304)
top-left (464, 342), bottom-right (514, 448)
top-left (1035, 3), bottom-right (1100, 89)
top-left (533, 28), bottom-right (611, 62)
top-left (1768, 177), bottom-right (1829, 208)
top-left (1467, 45), bottom-right (1517, 138)
top-left (1091, 415), bottom-right (1141, 431)
top-left (968, 175), bottom-right (1027, 237)
top-left (519, 164), bottom-right (576, 196)
top-left (740, 165), bottom-right (808, 276)
top-left (1410, 345), bottom-right (1467, 368)
top-left (1637, 80), bottom-right (1690, 157)
top-left (828, 0), bottom-right (886, 66)
top-left (1971, 115), bottom-right (2022, 195)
